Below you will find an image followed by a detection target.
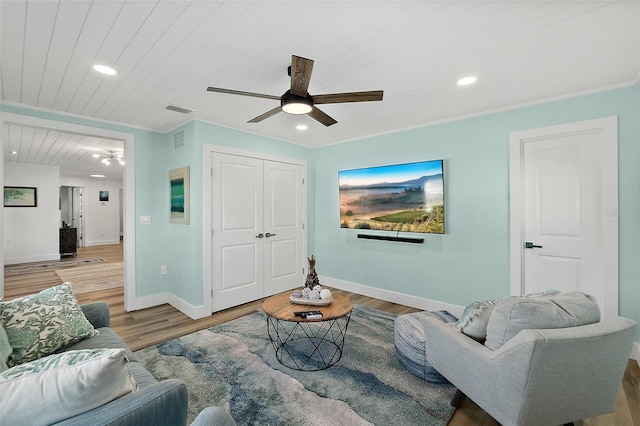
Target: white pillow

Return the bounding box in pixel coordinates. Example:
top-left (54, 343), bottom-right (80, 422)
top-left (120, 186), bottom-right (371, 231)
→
top-left (0, 348), bottom-right (137, 425)
top-left (0, 282), bottom-right (98, 366)
top-left (454, 299), bottom-right (499, 341)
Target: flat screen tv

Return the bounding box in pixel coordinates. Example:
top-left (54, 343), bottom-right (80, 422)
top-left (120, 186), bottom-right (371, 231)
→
top-left (339, 159), bottom-right (444, 234)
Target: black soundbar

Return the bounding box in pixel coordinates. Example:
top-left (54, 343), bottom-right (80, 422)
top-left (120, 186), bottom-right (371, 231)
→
top-left (357, 234), bottom-right (424, 244)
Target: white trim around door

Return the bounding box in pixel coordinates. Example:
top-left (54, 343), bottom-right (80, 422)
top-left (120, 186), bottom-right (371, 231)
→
top-left (0, 112), bottom-right (137, 311)
top-left (202, 144), bottom-right (307, 315)
top-left (509, 116), bottom-right (618, 319)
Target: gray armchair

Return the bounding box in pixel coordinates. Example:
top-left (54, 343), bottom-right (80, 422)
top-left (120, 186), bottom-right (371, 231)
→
top-left (423, 316), bottom-right (636, 426)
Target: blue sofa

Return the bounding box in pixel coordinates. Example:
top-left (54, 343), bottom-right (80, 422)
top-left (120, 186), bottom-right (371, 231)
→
top-left (52, 302), bottom-right (235, 426)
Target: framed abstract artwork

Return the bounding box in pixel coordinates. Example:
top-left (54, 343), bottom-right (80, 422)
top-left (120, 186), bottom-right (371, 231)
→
top-left (4, 186), bottom-right (38, 207)
top-left (169, 166), bottom-right (190, 224)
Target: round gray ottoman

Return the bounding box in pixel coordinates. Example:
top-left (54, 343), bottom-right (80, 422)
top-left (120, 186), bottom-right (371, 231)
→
top-left (394, 310), bottom-right (457, 383)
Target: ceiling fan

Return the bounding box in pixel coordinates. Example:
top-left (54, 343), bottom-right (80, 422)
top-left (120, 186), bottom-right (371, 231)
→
top-left (206, 55), bottom-right (383, 127)
top-left (92, 150), bottom-right (124, 166)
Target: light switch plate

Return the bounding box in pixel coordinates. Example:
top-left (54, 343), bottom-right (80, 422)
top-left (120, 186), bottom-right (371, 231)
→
top-left (140, 215), bottom-right (151, 225)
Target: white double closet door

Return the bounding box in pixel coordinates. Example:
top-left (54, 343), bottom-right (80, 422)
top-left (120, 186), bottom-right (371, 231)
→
top-left (210, 152), bottom-right (305, 312)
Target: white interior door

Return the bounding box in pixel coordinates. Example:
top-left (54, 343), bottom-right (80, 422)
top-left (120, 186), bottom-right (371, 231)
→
top-left (510, 117), bottom-right (618, 319)
top-left (523, 134), bottom-right (600, 293)
top-left (212, 153), bottom-right (264, 311)
top-left (210, 152), bottom-right (305, 311)
top-left (263, 161), bottom-right (304, 296)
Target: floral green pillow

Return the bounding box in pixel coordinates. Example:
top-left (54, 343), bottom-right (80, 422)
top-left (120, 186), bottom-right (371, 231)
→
top-left (0, 326), bottom-right (12, 372)
top-left (0, 283), bottom-right (98, 367)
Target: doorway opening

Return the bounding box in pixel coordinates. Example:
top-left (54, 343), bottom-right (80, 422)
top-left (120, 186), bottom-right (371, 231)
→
top-left (60, 186), bottom-right (85, 249)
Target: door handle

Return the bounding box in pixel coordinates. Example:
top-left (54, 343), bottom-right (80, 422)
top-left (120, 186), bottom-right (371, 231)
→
top-left (525, 241), bottom-right (543, 249)
top-left (256, 233), bottom-right (264, 239)
top-left (265, 233), bottom-right (276, 238)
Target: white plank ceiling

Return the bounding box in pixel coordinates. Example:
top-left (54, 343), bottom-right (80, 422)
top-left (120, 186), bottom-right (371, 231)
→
top-left (1, 1), bottom-right (639, 177)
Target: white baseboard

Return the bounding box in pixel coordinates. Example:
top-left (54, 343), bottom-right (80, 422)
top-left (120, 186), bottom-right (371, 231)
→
top-left (124, 293), bottom-right (168, 312)
top-left (631, 342), bottom-right (640, 367)
top-left (85, 239), bottom-right (120, 247)
top-left (319, 275), bottom-right (465, 317)
top-left (124, 290), bottom-right (208, 320)
top-left (5, 253), bottom-right (60, 264)
top-left (168, 293), bottom-right (209, 320)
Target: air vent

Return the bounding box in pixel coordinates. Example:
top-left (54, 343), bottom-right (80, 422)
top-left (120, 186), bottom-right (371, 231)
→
top-left (166, 105), bottom-right (193, 114)
top-left (174, 131), bottom-right (184, 150)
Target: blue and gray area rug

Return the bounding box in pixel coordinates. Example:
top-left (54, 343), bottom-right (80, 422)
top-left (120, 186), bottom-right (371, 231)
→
top-left (135, 305), bottom-right (456, 426)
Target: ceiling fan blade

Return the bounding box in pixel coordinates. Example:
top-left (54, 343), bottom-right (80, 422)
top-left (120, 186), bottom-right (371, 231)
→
top-left (312, 90), bottom-right (384, 104)
top-left (207, 87), bottom-right (281, 101)
top-left (247, 106), bottom-right (282, 123)
top-left (289, 55), bottom-right (314, 97)
top-left (308, 106), bottom-right (337, 127)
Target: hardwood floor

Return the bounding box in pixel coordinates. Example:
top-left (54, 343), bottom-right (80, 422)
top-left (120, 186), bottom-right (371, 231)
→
top-left (4, 243), bottom-right (639, 425)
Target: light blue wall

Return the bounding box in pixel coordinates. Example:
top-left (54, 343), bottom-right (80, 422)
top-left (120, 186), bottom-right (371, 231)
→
top-left (313, 85), bottom-right (640, 342)
top-left (3, 85), bottom-right (638, 344)
top-left (0, 105), bottom-right (315, 309)
top-left (163, 120), bottom-right (315, 306)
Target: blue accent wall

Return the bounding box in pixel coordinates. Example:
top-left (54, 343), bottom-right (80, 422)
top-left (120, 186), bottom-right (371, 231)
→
top-left (313, 85), bottom-right (640, 342)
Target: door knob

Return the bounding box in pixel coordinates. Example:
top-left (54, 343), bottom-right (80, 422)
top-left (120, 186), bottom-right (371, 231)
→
top-left (265, 233), bottom-right (276, 238)
top-left (525, 241), bottom-right (543, 249)
top-left (256, 233), bottom-right (264, 239)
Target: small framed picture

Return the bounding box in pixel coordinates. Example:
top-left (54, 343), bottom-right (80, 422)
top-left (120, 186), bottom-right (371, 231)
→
top-left (99, 191), bottom-right (109, 202)
top-left (4, 186), bottom-right (37, 207)
top-left (169, 166), bottom-right (190, 224)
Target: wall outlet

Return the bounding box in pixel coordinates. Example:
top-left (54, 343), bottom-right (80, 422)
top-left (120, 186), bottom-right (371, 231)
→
top-left (160, 265), bottom-right (168, 275)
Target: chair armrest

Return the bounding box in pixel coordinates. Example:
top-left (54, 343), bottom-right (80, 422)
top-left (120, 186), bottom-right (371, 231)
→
top-left (423, 315), bottom-right (637, 426)
top-left (422, 316), bottom-right (539, 422)
top-left (56, 379), bottom-right (188, 426)
top-left (191, 407), bottom-right (237, 426)
top-left (81, 302), bottom-right (111, 329)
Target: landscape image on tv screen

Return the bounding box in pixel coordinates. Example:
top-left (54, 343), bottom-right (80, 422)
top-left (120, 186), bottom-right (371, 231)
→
top-left (339, 160), bottom-right (444, 234)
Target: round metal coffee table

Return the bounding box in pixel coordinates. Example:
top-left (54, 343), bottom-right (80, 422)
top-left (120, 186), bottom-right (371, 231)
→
top-left (262, 292), bottom-right (353, 371)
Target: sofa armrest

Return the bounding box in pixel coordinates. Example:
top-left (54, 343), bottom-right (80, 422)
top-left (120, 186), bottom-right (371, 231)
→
top-left (55, 379), bottom-right (188, 426)
top-left (81, 302), bottom-right (111, 329)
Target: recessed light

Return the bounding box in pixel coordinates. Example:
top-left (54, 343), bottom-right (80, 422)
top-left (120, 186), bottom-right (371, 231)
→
top-left (457, 76), bottom-right (477, 86)
top-left (90, 174), bottom-right (106, 178)
top-left (93, 64), bottom-right (117, 76)
top-left (11, 151), bottom-right (18, 155)
top-left (296, 124), bottom-right (308, 131)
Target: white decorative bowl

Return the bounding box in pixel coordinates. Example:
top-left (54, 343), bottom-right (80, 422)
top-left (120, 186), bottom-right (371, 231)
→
top-left (290, 294), bottom-right (333, 306)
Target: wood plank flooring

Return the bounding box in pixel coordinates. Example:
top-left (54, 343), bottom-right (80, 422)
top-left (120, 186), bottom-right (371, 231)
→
top-left (4, 243), bottom-right (639, 425)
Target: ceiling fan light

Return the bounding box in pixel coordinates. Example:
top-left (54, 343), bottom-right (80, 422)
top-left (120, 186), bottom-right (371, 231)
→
top-left (281, 93), bottom-right (313, 115)
top-left (282, 102), bottom-right (312, 115)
